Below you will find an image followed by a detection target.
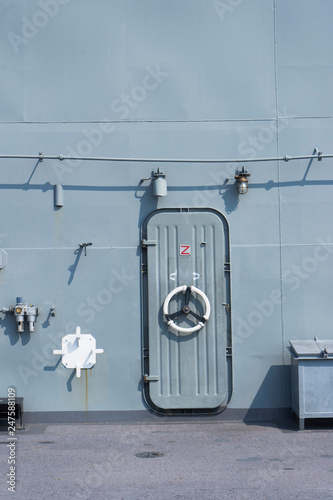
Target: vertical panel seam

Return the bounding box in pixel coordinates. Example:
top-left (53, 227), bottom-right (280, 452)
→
top-left (274, 0), bottom-right (287, 411)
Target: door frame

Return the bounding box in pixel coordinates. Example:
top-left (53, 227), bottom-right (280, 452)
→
top-left (141, 208), bottom-right (232, 415)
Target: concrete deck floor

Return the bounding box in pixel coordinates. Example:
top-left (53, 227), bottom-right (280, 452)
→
top-left (1, 418), bottom-right (333, 499)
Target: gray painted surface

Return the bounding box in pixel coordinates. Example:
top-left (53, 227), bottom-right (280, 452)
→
top-left (1, 420), bottom-right (333, 499)
top-left (0, 0), bottom-right (332, 418)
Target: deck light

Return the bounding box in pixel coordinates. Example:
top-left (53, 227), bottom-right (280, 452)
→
top-left (140, 168), bottom-right (167, 197)
top-left (152, 168), bottom-right (167, 197)
top-left (235, 166), bottom-right (250, 194)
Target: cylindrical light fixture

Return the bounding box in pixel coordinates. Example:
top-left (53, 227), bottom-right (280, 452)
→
top-left (235, 166), bottom-right (250, 195)
top-left (152, 168), bottom-right (167, 197)
top-left (54, 184), bottom-right (64, 207)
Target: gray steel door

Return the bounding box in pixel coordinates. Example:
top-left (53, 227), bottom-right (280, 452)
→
top-left (144, 209), bottom-right (229, 410)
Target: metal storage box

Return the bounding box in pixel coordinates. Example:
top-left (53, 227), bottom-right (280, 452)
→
top-left (290, 339), bottom-right (333, 429)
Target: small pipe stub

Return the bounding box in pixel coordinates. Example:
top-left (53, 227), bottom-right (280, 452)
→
top-left (79, 242), bottom-right (93, 256)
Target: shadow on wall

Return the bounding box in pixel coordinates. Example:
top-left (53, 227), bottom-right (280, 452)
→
top-left (136, 177), bottom-right (158, 229)
top-left (68, 246), bottom-right (84, 285)
top-left (243, 364), bottom-right (292, 427)
top-left (221, 181), bottom-right (240, 213)
top-left (0, 314), bottom-right (31, 346)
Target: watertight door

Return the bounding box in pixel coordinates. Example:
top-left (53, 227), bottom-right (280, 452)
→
top-left (144, 209), bottom-right (229, 410)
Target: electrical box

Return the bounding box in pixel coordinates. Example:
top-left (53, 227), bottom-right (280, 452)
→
top-left (290, 339), bottom-right (333, 429)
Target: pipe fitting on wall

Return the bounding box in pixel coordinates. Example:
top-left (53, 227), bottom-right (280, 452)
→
top-left (0, 297), bottom-right (41, 333)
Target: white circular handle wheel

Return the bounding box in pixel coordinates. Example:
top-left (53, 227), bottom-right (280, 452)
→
top-left (163, 285), bottom-right (211, 334)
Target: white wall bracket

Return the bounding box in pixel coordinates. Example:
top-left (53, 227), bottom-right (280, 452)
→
top-left (53, 326), bottom-right (104, 378)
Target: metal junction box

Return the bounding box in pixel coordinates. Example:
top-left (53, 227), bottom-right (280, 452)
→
top-left (290, 339), bottom-right (333, 429)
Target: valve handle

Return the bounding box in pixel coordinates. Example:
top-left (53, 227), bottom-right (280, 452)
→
top-left (163, 285), bottom-right (211, 334)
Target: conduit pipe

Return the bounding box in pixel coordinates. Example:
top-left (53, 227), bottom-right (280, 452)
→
top-left (0, 149), bottom-right (330, 164)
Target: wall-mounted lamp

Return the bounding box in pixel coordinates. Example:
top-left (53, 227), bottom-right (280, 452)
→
top-left (234, 166), bottom-right (250, 195)
top-left (152, 167), bottom-right (167, 197)
top-left (140, 168), bottom-right (167, 197)
top-left (54, 184), bottom-right (64, 207)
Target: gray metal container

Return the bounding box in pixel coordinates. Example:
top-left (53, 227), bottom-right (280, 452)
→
top-left (290, 340), bottom-right (333, 429)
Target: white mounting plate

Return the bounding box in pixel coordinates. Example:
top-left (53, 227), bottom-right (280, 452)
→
top-left (53, 327), bottom-right (103, 377)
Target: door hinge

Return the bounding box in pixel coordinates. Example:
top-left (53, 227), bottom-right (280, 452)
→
top-left (141, 264), bottom-right (148, 274)
top-left (143, 374), bottom-right (159, 382)
top-left (142, 239), bottom-right (157, 247)
top-left (222, 303), bottom-right (230, 312)
top-left (224, 262), bottom-right (230, 272)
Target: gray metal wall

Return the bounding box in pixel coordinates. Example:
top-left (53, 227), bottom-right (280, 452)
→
top-left (0, 0), bottom-right (333, 417)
